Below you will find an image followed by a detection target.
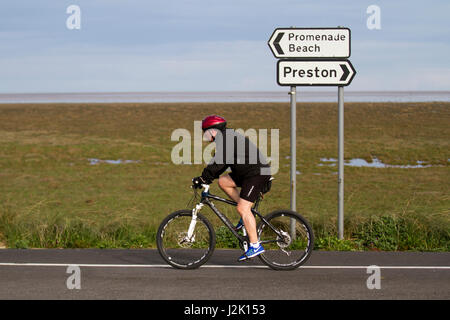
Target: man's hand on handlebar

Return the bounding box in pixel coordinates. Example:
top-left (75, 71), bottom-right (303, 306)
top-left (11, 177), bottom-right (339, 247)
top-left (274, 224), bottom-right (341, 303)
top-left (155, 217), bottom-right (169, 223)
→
top-left (192, 176), bottom-right (210, 189)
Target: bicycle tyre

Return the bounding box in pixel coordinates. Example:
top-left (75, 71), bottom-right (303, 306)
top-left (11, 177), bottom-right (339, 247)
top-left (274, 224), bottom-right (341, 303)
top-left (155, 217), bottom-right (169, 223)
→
top-left (257, 210), bottom-right (314, 271)
top-left (157, 209), bottom-right (216, 269)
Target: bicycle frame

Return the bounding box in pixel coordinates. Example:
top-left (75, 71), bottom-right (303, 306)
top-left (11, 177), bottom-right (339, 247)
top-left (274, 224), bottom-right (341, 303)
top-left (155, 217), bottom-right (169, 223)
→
top-left (192, 184), bottom-right (285, 246)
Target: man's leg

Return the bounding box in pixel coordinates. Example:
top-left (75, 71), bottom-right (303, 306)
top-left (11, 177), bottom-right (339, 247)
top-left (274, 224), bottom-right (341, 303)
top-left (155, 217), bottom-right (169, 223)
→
top-left (236, 198), bottom-right (258, 244)
top-left (218, 174), bottom-right (240, 203)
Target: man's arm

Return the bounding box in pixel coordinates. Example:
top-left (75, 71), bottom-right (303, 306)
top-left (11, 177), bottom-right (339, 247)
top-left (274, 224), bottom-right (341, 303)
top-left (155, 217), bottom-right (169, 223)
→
top-left (192, 155), bottom-right (228, 188)
top-left (201, 159), bottom-right (228, 183)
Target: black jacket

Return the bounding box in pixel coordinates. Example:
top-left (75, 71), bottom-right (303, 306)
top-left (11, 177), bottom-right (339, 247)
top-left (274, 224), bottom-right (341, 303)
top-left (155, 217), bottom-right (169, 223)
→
top-left (201, 128), bottom-right (271, 182)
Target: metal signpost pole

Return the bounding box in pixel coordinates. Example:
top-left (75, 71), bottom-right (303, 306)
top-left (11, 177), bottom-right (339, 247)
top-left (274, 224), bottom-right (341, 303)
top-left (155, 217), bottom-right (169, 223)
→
top-left (338, 86), bottom-right (344, 239)
top-left (289, 86), bottom-right (296, 238)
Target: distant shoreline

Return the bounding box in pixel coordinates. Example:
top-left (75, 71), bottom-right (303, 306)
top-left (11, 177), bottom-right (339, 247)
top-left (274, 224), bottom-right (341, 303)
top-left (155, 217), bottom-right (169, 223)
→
top-left (1, 91), bottom-right (450, 103)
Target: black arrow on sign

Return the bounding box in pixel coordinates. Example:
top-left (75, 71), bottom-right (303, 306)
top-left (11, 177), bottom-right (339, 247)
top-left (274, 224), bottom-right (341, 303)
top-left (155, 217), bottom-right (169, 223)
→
top-left (340, 64), bottom-right (350, 81)
top-left (274, 32), bottom-right (284, 55)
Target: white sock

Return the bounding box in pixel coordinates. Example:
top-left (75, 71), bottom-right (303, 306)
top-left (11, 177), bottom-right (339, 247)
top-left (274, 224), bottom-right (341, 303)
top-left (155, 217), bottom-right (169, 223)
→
top-left (250, 242), bottom-right (260, 248)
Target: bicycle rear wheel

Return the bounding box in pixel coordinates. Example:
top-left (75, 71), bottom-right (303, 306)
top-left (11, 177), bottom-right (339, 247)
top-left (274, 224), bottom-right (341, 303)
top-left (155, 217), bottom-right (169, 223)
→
top-left (257, 210), bottom-right (314, 270)
top-left (157, 210), bottom-right (216, 269)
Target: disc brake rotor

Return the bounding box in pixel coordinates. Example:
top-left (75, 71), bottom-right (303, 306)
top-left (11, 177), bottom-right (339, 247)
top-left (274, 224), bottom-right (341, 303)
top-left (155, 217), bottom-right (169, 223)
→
top-left (277, 230), bottom-right (292, 249)
top-left (177, 232), bottom-right (195, 248)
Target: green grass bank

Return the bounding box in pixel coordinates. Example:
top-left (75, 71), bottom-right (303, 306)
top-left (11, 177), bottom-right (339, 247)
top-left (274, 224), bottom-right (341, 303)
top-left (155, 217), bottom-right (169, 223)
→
top-left (0, 102), bottom-right (448, 250)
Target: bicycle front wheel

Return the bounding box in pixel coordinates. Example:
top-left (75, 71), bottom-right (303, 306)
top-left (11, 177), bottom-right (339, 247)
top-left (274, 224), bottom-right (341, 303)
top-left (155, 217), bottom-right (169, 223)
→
top-left (257, 210), bottom-right (314, 270)
top-left (157, 210), bottom-right (216, 269)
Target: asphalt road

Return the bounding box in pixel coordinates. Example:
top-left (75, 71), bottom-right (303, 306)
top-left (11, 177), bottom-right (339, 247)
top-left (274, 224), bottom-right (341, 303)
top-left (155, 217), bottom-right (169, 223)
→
top-left (0, 249), bottom-right (448, 300)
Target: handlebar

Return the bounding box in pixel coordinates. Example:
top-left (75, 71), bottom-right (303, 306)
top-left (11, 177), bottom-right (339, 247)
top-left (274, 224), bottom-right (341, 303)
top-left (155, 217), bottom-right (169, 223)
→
top-left (191, 183), bottom-right (210, 192)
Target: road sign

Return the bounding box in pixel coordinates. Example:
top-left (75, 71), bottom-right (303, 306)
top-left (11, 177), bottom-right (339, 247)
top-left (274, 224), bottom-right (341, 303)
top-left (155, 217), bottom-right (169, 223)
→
top-left (277, 60), bottom-right (356, 86)
top-left (268, 28), bottom-right (351, 58)
top-left (269, 27), bottom-right (355, 240)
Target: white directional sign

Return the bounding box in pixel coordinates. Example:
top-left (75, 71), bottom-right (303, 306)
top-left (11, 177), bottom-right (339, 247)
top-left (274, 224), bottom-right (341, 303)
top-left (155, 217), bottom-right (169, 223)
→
top-left (277, 60), bottom-right (356, 86)
top-left (269, 27), bottom-right (355, 240)
top-left (268, 28), bottom-right (351, 58)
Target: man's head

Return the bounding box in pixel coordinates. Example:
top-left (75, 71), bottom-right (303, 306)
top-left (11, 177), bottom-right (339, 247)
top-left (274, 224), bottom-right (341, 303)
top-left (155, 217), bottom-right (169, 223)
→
top-left (202, 115), bottom-right (226, 142)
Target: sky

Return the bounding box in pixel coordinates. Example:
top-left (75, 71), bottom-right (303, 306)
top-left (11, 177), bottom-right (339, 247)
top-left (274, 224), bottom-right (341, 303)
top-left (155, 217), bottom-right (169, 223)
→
top-left (0, 0), bottom-right (449, 93)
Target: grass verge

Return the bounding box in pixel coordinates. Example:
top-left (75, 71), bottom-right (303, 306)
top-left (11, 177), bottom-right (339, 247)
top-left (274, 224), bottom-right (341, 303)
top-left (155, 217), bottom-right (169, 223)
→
top-left (0, 102), bottom-right (448, 250)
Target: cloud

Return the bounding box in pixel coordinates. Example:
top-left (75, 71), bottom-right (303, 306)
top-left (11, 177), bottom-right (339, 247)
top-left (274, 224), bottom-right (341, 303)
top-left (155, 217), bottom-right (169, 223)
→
top-left (0, 0), bottom-right (449, 92)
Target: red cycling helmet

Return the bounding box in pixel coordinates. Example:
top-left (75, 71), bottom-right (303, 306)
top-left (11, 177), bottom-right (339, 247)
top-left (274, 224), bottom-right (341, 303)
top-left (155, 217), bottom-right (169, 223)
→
top-left (201, 115), bottom-right (227, 132)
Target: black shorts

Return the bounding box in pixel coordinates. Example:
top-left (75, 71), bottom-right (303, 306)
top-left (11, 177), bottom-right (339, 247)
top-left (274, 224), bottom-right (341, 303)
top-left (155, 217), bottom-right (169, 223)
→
top-left (229, 172), bottom-right (271, 203)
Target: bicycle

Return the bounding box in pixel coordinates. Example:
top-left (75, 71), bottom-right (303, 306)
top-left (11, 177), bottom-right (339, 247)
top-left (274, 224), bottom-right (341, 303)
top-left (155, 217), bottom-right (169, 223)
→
top-left (156, 180), bottom-right (314, 270)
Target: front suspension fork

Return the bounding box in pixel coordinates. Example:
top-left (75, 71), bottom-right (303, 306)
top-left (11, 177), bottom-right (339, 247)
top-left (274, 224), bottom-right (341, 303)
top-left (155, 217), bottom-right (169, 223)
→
top-left (187, 203), bottom-right (203, 239)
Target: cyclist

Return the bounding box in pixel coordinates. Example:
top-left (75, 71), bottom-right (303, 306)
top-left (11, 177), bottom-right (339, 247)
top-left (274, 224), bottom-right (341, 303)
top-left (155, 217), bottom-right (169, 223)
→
top-left (192, 115), bottom-right (272, 261)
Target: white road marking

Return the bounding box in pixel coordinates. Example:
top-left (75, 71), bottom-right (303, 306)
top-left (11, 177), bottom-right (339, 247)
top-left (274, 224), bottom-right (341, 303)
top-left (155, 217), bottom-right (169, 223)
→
top-left (0, 263), bottom-right (449, 269)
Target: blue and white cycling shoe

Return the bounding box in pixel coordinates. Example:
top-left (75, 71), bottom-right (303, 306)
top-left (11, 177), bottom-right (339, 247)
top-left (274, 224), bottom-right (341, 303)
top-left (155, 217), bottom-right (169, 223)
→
top-left (238, 244), bottom-right (265, 261)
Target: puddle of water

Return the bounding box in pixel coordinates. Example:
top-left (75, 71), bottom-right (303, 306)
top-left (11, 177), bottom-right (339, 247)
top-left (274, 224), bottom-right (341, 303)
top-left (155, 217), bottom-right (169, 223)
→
top-left (318, 158), bottom-right (337, 167)
top-left (88, 158), bottom-right (141, 165)
top-left (346, 158), bottom-right (386, 168)
top-left (318, 157), bottom-right (440, 168)
top-left (320, 158), bottom-right (338, 162)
